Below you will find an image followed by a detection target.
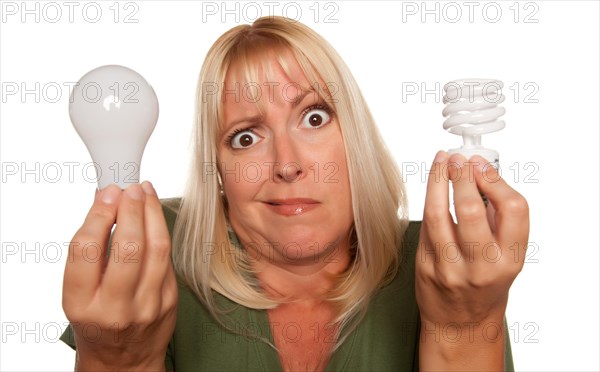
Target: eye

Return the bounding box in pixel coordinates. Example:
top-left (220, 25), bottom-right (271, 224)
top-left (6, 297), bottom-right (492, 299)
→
top-left (228, 129), bottom-right (260, 149)
top-left (301, 106), bottom-right (332, 129)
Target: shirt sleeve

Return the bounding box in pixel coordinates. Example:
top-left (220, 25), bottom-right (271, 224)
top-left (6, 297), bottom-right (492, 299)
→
top-left (59, 324), bottom-right (76, 350)
top-left (504, 318), bottom-right (515, 371)
top-left (165, 335), bottom-right (175, 372)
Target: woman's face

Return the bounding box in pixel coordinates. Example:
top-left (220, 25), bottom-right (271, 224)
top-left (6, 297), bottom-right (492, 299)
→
top-left (218, 52), bottom-right (354, 267)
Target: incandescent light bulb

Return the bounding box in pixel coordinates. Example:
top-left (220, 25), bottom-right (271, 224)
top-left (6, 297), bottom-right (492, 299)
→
top-left (69, 65), bottom-right (159, 189)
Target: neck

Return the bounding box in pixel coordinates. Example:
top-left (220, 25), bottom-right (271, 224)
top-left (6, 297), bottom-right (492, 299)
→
top-left (251, 239), bottom-right (352, 303)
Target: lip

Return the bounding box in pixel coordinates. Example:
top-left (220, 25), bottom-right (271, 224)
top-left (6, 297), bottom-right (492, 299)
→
top-left (263, 198), bottom-right (320, 216)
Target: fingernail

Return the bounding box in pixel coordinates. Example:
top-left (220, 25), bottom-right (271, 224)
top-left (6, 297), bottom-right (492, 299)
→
top-left (125, 184), bottom-right (144, 200)
top-left (141, 181), bottom-right (157, 196)
top-left (433, 150), bottom-right (448, 163)
top-left (478, 161), bottom-right (500, 182)
top-left (448, 152), bottom-right (467, 166)
top-left (99, 185), bottom-right (120, 204)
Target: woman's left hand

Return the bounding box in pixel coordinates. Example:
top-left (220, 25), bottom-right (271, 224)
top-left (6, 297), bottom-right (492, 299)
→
top-left (416, 151), bottom-right (529, 369)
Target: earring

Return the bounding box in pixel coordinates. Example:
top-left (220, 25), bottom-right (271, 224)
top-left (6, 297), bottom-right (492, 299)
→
top-left (217, 173), bottom-right (224, 196)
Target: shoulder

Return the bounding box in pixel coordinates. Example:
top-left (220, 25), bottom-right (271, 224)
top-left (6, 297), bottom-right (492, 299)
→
top-left (360, 219), bottom-right (422, 326)
top-left (403, 221), bottom-right (422, 251)
top-left (382, 220), bottom-right (421, 291)
top-left (160, 197), bottom-right (182, 218)
top-left (367, 220), bottom-right (421, 314)
top-left (399, 220), bottom-right (421, 267)
top-left (160, 197), bottom-right (182, 236)
top-left (332, 221), bottom-right (422, 370)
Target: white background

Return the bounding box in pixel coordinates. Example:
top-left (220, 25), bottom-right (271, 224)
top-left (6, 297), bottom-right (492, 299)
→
top-left (1, 1), bottom-right (598, 371)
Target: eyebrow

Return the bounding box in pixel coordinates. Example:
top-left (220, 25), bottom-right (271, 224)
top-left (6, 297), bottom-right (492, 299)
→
top-left (223, 88), bottom-right (317, 129)
top-left (291, 89), bottom-right (314, 108)
top-left (225, 115), bottom-right (263, 130)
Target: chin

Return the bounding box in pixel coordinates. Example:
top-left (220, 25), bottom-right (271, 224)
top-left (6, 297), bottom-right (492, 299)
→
top-left (267, 229), bottom-right (347, 261)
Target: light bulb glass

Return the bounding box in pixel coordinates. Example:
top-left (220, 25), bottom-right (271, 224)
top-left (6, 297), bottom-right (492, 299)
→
top-left (69, 65), bottom-right (159, 189)
top-left (442, 78), bottom-right (505, 167)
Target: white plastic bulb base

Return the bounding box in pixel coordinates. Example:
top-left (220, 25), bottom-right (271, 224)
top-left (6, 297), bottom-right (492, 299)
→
top-left (448, 147), bottom-right (499, 169)
top-left (69, 65), bottom-right (159, 189)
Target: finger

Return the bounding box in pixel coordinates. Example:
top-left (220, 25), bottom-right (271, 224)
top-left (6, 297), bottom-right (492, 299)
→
top-left (136, 181), bottom-right (173, 301)
top-left (63, 185), bottom-right (122, 305)
top-left (103, 184), bottom-right (146, 298)
top-left (160, 265), bottom-right (179, 316)
top-left (448, 153), bottom-right (493, 253)
top-left (422, 151), bottom-right (455, 261)
top-left (473, 158), bottom-right (530, 256)
top-left (486, 200), bottom-right (497, 234)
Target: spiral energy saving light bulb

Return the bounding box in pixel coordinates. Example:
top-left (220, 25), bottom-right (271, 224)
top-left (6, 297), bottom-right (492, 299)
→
top-left (69, 65), bottom-right (159, 189)
top-left (442, 78), bottom-right (505, 168)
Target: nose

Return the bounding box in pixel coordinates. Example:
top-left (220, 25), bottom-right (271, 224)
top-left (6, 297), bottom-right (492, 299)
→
top-left (275, 161), bottom-right (303, 182)
top-left (271, 134), bottom-right (305, 183)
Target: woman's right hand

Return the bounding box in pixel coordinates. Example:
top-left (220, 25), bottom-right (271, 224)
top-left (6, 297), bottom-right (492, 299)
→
top-left (62, 182), bottom-right (178, 371)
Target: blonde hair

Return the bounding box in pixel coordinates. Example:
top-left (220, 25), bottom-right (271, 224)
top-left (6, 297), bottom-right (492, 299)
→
top-left (172, 16), bottom-right (408, 348)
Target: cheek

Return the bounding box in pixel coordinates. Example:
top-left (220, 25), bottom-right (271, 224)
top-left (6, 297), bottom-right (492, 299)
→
top-left (324, 141), bottom-right (350, 186)
top-left (222, 164), bottom-right (258, 202)
top-left (322, 144), bottom-right (353, 216)
top-left (220, 157), bottom-right (271, 192)
top-left (223, 177), bottom-right (260, 230)
top-left (307, 129), bottom-right (348, 181)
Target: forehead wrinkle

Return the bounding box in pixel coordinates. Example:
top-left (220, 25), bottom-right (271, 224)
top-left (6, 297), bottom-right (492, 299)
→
top-left (223, 50), bottom-right (286, 126)
top-left (224, 52), bottom-right (302, 109)
top-left (220, 64), bottom-right (264, 134)
top-left (220, 44), bottom-right (333, 136)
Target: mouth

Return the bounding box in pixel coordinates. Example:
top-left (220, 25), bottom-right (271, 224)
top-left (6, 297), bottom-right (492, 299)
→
top-left (265, 198), bottom-right (319, 206)
top-left (263, 198), bottom-right (320, 216)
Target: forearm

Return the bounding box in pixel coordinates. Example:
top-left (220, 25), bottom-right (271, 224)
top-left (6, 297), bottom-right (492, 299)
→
top-left (419, 318), bottom-right (505, 372)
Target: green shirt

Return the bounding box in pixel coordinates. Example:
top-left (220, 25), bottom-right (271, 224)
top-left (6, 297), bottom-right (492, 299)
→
top-left (61, 199), bottom-right (514, 371)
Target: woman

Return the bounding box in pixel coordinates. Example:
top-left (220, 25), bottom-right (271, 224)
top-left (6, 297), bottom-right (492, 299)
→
top-left (61, 16), bottom-right (529, 371)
